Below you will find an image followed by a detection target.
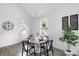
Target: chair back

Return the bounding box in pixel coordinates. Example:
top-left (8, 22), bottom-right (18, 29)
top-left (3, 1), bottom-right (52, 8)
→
top-left (48, 40), bottom-right (53, 49)
top-left (22, 40), bottom-right (27, 50)
top-left (44, 40), bottom-right (53, 49)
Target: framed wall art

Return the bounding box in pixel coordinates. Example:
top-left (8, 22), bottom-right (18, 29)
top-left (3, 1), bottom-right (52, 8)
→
top-left (62, 16), bottom-right (68, 30)
top-left (70, 14), bottom-right (78, 30)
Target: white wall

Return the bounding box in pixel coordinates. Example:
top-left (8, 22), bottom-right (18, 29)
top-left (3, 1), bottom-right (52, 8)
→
top-left (0, 4), bottom-right (30, 47)
top-left (47, 4), bottom-right (79, 55)
top-left (31, 17), bottom-right (40, 36)
top-left (30, 4), bottom-right (79, 55)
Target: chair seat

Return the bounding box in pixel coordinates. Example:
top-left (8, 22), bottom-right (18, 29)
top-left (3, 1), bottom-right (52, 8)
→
top-left (25, 45), bottom-right (34, 50)
top-left (41, 43), bottom-right (50, 48)
top-left (25, 45), bottom-right (32, 50)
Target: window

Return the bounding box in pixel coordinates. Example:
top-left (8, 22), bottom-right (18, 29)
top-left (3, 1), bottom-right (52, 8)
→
top-left (40, 18), bottom-right (48, 35)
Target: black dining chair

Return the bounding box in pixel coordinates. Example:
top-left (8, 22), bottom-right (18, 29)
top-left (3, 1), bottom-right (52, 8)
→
top-left (22, 40), bottom-right (35, 56)
top-left (46, 40), bottom-right (54, 56)
top-left (40, 39), bottom-right (54, 56)
top-left (40, 40), bottom-right (48, 56)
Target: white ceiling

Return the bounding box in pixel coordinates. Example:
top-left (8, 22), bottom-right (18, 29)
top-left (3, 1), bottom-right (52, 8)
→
top-left (17, 3), bottom-right (79, 18)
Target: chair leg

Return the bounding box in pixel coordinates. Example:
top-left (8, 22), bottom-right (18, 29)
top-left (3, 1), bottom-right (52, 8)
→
top-left (40, 48), bottom-right (41, 56)
top-left (47, 50), bottom-right (49, 56)
top-left (26, 51), bottom-right (28, 56)
top-left (26, 52), bottom-right (27, 56)
top-left (51, 41), bottom-right (54, 56)
top-left (22, 48), bottom-right (23, 56)
top-left (52, 48), bottom-right (54, 55)
top-left (52, 50), bottom-right (54, 55)
top-left (25, 45), bottom-right (28, 56)
top-left (34, 48), bottom-right (36, 56)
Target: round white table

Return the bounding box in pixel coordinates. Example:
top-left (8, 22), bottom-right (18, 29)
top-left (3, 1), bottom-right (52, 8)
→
top-left (29, 40), bottom-right (47, 53)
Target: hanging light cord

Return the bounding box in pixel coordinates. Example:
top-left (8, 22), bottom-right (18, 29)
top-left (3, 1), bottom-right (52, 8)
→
top-left (34, 4), bottom-right (38, 17)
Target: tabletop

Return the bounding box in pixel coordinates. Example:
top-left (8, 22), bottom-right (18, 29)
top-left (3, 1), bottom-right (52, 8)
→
top-left (29, 40), bottom-right (47, 44)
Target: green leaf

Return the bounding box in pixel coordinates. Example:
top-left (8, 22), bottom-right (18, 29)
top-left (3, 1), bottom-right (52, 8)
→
top-left (71, 41), bottom-right (78, 46)
top-left (59, 37), bottom-right (65, 42)
top-left (59, 26), bottom-right (78, 46)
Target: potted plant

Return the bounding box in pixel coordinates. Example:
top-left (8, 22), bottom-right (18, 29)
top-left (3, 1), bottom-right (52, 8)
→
top-left (59, 27), bottom-right (78, 56)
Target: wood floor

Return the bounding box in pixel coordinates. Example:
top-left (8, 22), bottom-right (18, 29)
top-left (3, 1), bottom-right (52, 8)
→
top-left (23, 48), bottom-right (65, 56)
top-left (0, 43), bottom-right (65, 56)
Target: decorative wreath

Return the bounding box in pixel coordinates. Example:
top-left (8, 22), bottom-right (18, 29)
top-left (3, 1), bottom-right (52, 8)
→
top-left (2, 21), bottom-right (14, 31)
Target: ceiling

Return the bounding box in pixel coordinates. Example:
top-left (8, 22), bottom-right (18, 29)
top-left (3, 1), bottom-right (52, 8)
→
top-left (17, 3), bottom-right (79, 18)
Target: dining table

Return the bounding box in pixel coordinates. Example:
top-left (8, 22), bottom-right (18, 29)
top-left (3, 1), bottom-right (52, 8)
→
top-left (29, 37), bottom-right (47, 54)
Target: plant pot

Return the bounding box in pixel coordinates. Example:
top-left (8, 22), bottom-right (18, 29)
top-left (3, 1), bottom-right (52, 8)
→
top-left (65, 50), bottom-right (73, 56)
